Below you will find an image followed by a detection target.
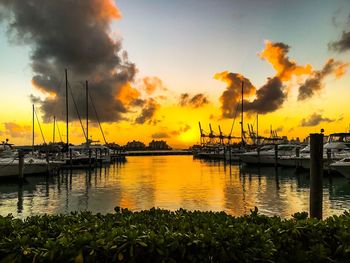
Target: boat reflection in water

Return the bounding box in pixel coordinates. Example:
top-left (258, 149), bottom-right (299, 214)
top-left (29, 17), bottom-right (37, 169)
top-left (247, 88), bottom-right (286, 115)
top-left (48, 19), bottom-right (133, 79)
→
top-left (0, 156), bottom-right (349, 219)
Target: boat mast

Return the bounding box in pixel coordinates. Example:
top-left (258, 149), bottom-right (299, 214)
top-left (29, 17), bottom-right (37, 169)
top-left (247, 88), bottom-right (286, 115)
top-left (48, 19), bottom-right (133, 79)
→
top-left (32, 104), bottom-right (34, 154)
top-left (86, 80), bottom-right (89, 146)
top-left (241, 81), bottom-right (244, 144)
top-left (53, 116), bottom-right (56, 144)
top-left (88, 91), bottom-right (108, 145)
top-left (256, 113), bottom-right (259, 145)
top-left (65, 68), bottom-right (69, 148)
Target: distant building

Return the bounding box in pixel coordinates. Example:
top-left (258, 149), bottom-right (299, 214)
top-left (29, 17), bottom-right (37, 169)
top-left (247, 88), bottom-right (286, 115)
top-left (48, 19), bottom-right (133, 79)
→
top-left (124, 140), bottom-right (146, 150)
top-left (148, 140), bottom-right (172, 150)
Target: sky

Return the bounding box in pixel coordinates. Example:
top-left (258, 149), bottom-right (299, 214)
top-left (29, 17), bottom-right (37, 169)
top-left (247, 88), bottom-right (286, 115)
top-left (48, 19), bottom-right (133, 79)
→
top-left (0, 0), bottom-right (350, 148)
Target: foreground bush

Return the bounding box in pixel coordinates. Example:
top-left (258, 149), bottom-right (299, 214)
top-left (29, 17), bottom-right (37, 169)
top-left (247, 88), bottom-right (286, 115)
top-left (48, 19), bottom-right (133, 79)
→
top-left (0, 208), bottom-right (349, 262)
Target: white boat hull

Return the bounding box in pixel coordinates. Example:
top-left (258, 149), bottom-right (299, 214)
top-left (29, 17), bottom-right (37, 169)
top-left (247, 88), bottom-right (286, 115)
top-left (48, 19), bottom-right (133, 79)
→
top-left (240, 154), bottom-right (276, 165)
top-left (0, 161), bottom-right (48, 177)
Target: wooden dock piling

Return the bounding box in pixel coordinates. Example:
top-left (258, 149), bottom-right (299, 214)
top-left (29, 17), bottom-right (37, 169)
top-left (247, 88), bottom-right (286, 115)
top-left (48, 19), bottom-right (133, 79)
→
top-left (18, 151), bottom-right (24, 181)
top-left (228, 144), bottom-right (232, 163)
top-left (310, 133), bottom-right (323, 219)
top-left (69, 148), bottom-right (73, 169)
top-left (274, 144), bottom-right (278, 168)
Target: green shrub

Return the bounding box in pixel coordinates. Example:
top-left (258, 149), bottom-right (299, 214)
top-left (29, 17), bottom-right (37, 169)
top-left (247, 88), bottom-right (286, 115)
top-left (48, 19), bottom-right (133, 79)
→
top-left (0, 208), bottom-right (349, 262)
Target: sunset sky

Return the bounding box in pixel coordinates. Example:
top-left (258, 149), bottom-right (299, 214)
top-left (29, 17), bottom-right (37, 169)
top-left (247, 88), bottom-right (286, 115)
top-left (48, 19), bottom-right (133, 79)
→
top-left (0, 0), bottom-right (350, 148)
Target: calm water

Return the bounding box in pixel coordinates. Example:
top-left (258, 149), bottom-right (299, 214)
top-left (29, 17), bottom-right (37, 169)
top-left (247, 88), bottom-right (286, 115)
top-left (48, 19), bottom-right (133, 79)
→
top-left (0, 155), bottom-right (350, 218)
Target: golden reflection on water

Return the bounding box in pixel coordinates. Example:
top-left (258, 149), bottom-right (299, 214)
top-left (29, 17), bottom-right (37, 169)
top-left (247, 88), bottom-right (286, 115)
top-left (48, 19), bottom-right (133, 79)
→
top-left (0, 155), bottom-right (349, 218)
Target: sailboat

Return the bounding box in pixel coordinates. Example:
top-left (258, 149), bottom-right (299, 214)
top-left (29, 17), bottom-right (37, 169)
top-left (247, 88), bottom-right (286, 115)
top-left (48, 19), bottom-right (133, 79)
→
top-left (0, 106), bottom-right (50, 179)
top-left (57, 70), bottom-right (97, 169)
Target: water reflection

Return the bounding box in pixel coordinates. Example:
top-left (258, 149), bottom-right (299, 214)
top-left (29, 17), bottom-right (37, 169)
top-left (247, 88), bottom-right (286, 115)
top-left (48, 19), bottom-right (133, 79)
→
top-left (0, 156), bottom-right (349, 218)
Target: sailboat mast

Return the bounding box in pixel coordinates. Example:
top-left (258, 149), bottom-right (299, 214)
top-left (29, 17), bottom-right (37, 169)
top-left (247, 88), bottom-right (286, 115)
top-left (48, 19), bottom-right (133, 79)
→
top-left (86, 80), bottom-right (89, 146)
top-left (32, 104), bottom-right (34, 154)
top-left (256, 113), bottom-right (259, 145)
top-left (53, 116), bottom-right (56, 144)
top-left (65, 69), bottom-right (69, 148)
top-left (241, 81), bottom-right (244, 144)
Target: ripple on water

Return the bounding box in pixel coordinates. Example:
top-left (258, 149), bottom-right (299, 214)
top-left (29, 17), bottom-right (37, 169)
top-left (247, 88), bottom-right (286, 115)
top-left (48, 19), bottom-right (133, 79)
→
top-left (0, 155), bottom-right (349, 218)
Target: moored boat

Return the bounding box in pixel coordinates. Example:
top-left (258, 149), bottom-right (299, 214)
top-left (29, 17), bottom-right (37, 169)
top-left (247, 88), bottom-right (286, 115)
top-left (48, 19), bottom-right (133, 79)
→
top-left (240, 144), bottom-right (300, 165)
top-left (0, 156), bottom-right (49, 178)
top-left (330, 158), bottom-right (350, 179)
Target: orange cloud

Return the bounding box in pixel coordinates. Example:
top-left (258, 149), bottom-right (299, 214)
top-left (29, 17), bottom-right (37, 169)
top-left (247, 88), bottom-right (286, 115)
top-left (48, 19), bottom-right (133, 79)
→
top-left (333, 62), bottom-right (349, 78)
top-left (3, 123), bottom-right (31, 138)
top-left (259, 40), bottom-right (312, 81)
top-left (31, 79), bottom-right (57, 99)
top-left (116, 82), bottom-right (141, 106)
top-left (143, 76), bottom-right (166, 95)
top-left (95, 0), bottom-right (122, 20)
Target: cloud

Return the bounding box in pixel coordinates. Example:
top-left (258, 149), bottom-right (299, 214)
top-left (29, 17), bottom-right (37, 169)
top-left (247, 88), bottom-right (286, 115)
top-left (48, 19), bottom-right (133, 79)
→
top-left (298, 59), bottom-right (349, 100)
top-left (179, 93), bottom-right (209, 108)
top-left (215, 41), bottom-right (348, 118)
top-left (29, 94), bottom-right (42, 104)
top-left (215, 72), bottom-right (286, 116)
top-left (152, 124), bottom-right (191, 139)
top-left (331, 9), bottom-right (342, 28)
top-left (3, 122), bottom-right (31, 138)
top-left (300, 113), bottom-right (335, 127)
top-left (259, 40), bottom-right (312, 81)
top-left (180, 124), bottom-right (191, 133)
top-left (214, 71), bottom-right (256, 118)
top-left (0, 0), bottom-right (140, 123)
top-left (151, 132), bottom-right (170, 139)
top-left (135, 99), bottom-right (160, 124)
top-left (244, 77), bottom-right (286, 114)
top-left (143, 77), bottom-right (166, 95)
top-left (170, 124), bottom-right (191, 136)
top-left (329, 30), bottom-right (350, 52)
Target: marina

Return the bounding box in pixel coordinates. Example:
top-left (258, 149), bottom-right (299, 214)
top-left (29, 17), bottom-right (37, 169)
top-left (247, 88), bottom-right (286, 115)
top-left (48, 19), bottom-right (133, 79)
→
top-left (0, 0), bottom-right (350, 261)
top-left (0, 155), bottom-right (349, 219)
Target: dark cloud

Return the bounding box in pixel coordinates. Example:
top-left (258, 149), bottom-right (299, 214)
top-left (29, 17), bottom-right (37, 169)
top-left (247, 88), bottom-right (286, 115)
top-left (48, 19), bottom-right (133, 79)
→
top-left (244, 77), bottom-right (286, 114)
top-left (215, 41), bottom-right (346, 117)
top-left (214, 71), bottom-right (256, 118)
top-left (329, 31), bottom-right (350, 52)
top-left (0, 0), bottom-right (140, 123)
top-left (135, 99), bottom-right (160, 124)
top-left (29, 94), bottom-right (42, 104)
top-left (179, 93), bottom-right (209, 108)
top-left (298, 59), bottom-right (348, 101)
top-left (130, 98), bottom-right (146, 107)
top-left (300, 113), bottom-right (335, 127)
